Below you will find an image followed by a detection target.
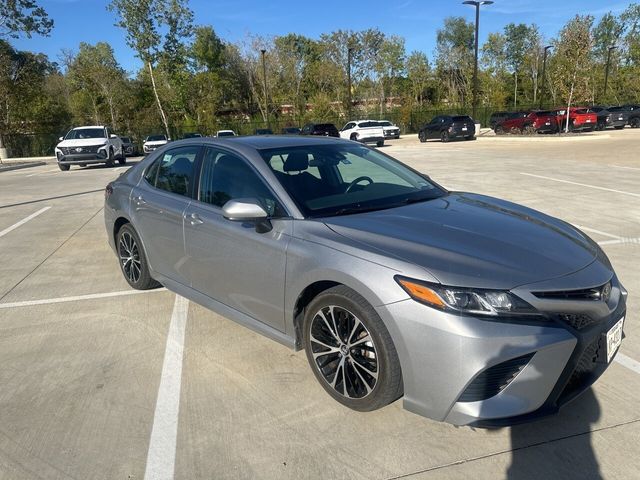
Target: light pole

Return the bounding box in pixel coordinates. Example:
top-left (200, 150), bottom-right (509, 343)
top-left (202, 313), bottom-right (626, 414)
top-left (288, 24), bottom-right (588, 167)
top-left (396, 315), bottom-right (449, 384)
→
top-left (347, 46), bottom-right (353, 118)
top-left (260, 49), bottom-right (270, 130)
top-left (463, 0), bottom-right (493, 122)
top-left (604, 45), bottom-right (617, 101)
top-left (539, 45), bottom-right (552, 109)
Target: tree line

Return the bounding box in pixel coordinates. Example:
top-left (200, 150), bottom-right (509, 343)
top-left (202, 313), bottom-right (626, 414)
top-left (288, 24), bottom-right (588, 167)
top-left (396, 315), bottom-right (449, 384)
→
top-left (1, 0), bottom-right (640, 156)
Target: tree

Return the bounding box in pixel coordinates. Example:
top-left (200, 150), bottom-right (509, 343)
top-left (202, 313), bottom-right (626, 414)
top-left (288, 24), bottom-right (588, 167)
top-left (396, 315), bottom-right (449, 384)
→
top-left (406, 51), bottom-right (431, 105)
top-left (108, 0), bottom-right (193, 137)
top-left (435, 17), bottom-right (474, 105)
top-left (0, 0), bottom-right (53, 39)
top-left (191, 25), bottom-right (225, 72)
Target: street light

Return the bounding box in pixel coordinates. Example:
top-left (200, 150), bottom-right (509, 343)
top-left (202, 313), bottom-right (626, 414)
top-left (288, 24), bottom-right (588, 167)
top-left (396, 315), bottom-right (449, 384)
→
top-left (260, 49), bottom-right (270, 130)
top-left (539, 45), bottom-right (553, 109)
top-left (462, 0), bottom-right (493, 122)
top-left (604, 45), bottom-right (618, 100)
top-left (347, 46), bottom-right (353, 118)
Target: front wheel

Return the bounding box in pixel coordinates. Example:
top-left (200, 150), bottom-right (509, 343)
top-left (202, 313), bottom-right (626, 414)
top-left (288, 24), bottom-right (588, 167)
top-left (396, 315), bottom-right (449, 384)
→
top-left (116, 224), bottom-right (161, 290)
top-left (376, 140), bottom-right (384, 147)
top-left (630, 118), bottom-right (640, 128)
top-left (105, 148), bottom-right (115, 167)
top-left (418, 131), bottom-right (426, 143)
top-left (118, 155), bottom-right (126, 165)
top-left (303, 286), bottom-right (403, 412)
top-left (58, 163), bottom-right (70, 171)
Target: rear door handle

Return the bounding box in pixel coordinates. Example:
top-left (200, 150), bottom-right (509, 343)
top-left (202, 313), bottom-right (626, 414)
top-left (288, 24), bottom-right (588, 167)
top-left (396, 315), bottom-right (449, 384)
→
top-left (187, 212), bottom-right (204, 225)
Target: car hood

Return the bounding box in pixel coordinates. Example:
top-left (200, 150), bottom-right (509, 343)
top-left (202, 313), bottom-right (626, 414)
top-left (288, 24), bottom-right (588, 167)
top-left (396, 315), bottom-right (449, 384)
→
top-left (322, 193), bottom-right (598, 290)
top-left (57, 138), bottom-right (108, 148)
top-left (144, 140), bottom-right (168, 146)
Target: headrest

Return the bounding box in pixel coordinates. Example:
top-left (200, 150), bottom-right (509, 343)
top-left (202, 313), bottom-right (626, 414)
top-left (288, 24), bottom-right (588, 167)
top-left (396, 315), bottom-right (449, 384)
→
top-left (172, 157), bottom-right (192, 174)
top-left (283, 152), bottom-right (309, 172)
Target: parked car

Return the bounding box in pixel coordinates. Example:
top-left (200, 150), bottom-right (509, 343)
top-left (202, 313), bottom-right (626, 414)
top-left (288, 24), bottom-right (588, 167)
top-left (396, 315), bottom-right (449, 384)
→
top-left (619, 104), bottom-right (640, 128)
top-left (495, 111), bottom-right (558, 134)
top-left (120, 136), bottom-right (138, 156)
top-left (553, 108), bottom-right (597, 132)
top-left (300, 123), bottom-right (340, 137)
top-left (216, 130), bottom-right (237, 137)
top-left (105, 135), bottom-right (626, 426)
top-left (339, 120), bottom-right (385, 146)
top-left (182, 132), bottom-right (203, 139)
top-left (143, 134), bottom-right (169, 154)
top-left (255, 128), bottom-right (273, 135)
top-left (377, 120), bottom-right (401, 139)
top-left (281, 127), bottom-right (301, 135)
top-left (419, 115), bottom-right (476, 142)
top-left (489, 111), bottom-right (512, 130)
top-left (586, 107), bottom-right (627, 131)
top-left (55, 125), bottom-right (125, 171)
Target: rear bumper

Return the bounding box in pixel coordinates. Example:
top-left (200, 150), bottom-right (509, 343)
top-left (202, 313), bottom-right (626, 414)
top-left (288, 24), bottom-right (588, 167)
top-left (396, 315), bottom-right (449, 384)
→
top-left (359, 136), bottom-right (384, 144)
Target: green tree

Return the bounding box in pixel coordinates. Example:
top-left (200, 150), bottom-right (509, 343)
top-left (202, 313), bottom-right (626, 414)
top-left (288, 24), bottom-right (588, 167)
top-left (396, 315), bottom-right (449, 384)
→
top-left (406, 51), bottom-right (431, 105)
top-left (435, 17), bottom-right (474, 105)
top-left (108, 0), bottom-right (193, 137)
top-left (0, 0), bottom-right (53, 38)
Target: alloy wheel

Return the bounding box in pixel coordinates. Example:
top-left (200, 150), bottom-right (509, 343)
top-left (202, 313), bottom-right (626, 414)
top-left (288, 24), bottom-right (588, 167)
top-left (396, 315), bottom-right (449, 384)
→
top-left (118, 231), bottom-right (142, 284)
top-left (309, 305), bottom-right (379, 399)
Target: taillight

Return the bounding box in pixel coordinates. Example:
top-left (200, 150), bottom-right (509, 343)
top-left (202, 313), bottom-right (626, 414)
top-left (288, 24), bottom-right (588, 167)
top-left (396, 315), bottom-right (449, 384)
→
top-left (105, 183), bottom-right (113, 199)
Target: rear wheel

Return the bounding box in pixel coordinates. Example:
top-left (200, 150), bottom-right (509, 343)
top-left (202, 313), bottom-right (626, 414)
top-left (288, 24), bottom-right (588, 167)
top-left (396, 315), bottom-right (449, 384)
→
top-left (418, 131), bottom-right (426, 143)
top-left (440, 131), bottom-right (449, 143)
top-left (596, 121), bottom-right (605, 131)
top-left (58, 163), bottom-right (70, 171)
top-left (350, 133), bottom-right (358, 141)
top-left (376, 140), bottom-right (384, 147)
top-left (303, 286), bottom-right (402, 412)
top-left (116, 224), bottom-right (160, 290)
top-left (630, 118), bottom-right (640, 128)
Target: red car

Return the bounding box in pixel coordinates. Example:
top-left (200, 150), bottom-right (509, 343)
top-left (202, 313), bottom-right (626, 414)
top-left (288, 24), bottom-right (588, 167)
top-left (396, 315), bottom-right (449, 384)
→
top-left (553, 107), bottom-right (597, 132)
top-left (495, 111), bottom-right (558, 134)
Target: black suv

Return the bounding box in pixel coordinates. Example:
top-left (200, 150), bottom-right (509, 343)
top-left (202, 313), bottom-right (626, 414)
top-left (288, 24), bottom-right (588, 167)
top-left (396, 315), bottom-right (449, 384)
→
top-left (300, 123), bottom-right (340, 137)
top-left (620, 105), bottom-right (640, 128)
top-left (587, 106), bottom-right (628, 130)
top-left (489, 111), bottom-right (511, 130)
top-left (419, 115), bottom-right (476, 143)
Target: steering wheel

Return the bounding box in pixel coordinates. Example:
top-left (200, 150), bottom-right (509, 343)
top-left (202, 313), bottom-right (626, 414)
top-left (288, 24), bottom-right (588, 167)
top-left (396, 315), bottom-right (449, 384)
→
top-left (345, 176), bottom-right (374, 193)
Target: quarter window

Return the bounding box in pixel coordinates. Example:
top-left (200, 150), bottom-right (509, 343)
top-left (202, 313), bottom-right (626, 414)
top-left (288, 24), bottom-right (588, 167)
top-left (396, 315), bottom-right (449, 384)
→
top-left (147, 146), bottom-right (199, 197)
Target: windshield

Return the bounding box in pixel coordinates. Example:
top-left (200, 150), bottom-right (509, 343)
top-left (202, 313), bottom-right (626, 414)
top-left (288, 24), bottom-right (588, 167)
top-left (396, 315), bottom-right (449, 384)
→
top-left (65, 128), bottom-right (105, 140)
top-left (217, 131), bottom-right (235, 137)
top-left (260, 143), bottom-right (445, 218)
top-left (147, 135), bottom-right (167, 142)
top-left (378, 121), bottom-right (392, 127)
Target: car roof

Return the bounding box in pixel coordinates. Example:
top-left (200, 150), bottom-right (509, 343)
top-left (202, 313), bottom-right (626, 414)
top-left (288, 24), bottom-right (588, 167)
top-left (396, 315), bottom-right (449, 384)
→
top-left (73, 125), bottom-right (105, 130)
top-left (219, 135), bottom-right (345, 149)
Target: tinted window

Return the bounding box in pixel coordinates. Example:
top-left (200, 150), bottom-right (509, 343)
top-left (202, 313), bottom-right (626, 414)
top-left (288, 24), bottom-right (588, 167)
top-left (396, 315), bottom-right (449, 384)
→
top-left (358, 121), bottom-right (379, 128)
top-left (147, 135), bottom-right (167, 142)
top-left (149, 146), bottom-right (199, 197)
top-left (198, 148), bottom-right (283, 216)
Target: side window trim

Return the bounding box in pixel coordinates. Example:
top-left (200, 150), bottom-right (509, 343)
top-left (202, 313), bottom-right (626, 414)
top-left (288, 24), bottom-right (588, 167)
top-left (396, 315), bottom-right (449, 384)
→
top-left (143, 145), bottom-right (203, 199)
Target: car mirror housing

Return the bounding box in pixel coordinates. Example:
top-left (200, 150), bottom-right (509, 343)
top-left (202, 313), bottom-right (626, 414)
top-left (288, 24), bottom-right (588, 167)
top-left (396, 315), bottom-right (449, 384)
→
top-left (58, 137), bottom-right (63, 142)
top-left (110, 134), bottom-right (117, 139)
top-left (222, 199), bottom-right (271, 233)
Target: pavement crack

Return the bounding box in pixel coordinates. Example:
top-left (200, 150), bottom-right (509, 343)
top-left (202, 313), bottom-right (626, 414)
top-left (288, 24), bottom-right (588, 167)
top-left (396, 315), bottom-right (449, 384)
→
top-left (385, 418), bottom-right (640, 480)
top-left (0, 207), bottom-right (104, 303)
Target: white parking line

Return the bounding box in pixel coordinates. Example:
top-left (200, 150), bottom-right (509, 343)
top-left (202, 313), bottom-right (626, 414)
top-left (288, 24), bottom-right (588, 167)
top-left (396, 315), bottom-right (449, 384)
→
top-left (520, 173), bottom-right (640, 199)
top-left (144, 295), bottom-right (189, 480)
top-left (615, 352), bottom-right (640, 375)
top-left (611, 165), bottom-right (640, 171)
top-left (0, 288), bottom-right (167, 309)
top-left (575, 225), bottom-right (621, 240)
top-left (0, 206), bottom-right (51, 238)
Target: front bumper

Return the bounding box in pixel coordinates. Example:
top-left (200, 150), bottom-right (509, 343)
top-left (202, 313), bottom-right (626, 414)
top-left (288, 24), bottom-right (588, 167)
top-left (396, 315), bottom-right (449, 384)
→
top-left (377, 268), bottom-right (625, 426)
top-left (56, 151), bottom-right (108, 165)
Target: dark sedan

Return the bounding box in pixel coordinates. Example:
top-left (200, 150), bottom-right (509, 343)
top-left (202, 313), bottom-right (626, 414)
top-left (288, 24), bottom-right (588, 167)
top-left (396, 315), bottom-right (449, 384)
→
top-left (418, 115), bottom-right (476, 143)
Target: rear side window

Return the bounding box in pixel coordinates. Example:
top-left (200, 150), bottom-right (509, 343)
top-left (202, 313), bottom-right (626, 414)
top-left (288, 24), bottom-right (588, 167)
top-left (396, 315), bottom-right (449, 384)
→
top-left (146, 145), bottom-right (200, 197)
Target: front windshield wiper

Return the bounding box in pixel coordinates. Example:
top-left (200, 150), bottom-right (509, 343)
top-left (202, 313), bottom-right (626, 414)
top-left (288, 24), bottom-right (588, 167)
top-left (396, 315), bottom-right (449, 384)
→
top-left (330, 204), bottom-right (395, 217)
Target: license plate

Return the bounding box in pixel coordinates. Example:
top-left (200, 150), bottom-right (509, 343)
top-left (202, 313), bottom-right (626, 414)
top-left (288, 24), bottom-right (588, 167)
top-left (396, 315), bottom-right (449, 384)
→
top-left (606, 317), bottom-right (624, 363)
top-left (545, 122), bottom-right (550, 125)
top-left (619, 117), bottom-right (624, 120)
top-left (462, 127), bottom-right (468, 131)
top-left (586, 119), bottom-right (591, 123)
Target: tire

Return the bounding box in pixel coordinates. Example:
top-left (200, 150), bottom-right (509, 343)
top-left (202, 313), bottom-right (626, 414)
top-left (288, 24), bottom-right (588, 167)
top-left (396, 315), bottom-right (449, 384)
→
top-left (441, 131), bottom-right (449, 143)
top-left (376, 140), bottom-right (384, 147)
top-left (596, 122), bottom-right (605, 131)
top-left (58, 163), bottom-right (70, 171)
top-left (303, 285), bottom-right (403, 412)
top-left (79, 163), bottom-right (87, 168)
top-left (418, 131), bottom-right (426, 143)
top-left (614, 126), bottom-right (625, 130)
top-left (105, 148), bottom-right (115, 167)
top-left (118, 155), bottom-right (126, 165)
top-left (350, 133), bottom-right (358, 141)
top-left (465, 136), bottom-right (476, 141)
top-left (495, 126), bottom-right (505, 135)
top-left (630, 118), bottom-right (640, 128)
top-left (116, 224), bottom-right (161, 290)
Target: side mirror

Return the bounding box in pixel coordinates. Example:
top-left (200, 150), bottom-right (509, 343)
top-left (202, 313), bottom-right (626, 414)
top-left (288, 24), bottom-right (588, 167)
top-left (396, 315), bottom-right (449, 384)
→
top-left (110, 134), bottom-right (117, 139)
top-left (222, 198), bottom-right (271, 232)
top-left (167, 137), bottom-right (172, 142)
top-left (59, 137), bottom-right (63, 142)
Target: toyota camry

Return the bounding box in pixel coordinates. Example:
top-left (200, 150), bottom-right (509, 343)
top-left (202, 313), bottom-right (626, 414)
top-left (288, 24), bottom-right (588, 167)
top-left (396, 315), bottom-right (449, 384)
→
top-left (104, 136), bottom-right (626, 425)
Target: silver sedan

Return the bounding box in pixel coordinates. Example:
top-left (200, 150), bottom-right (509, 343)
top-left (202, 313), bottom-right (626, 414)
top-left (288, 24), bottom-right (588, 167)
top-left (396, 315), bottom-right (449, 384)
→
top-left (104, 136), bottom-right (626, 426)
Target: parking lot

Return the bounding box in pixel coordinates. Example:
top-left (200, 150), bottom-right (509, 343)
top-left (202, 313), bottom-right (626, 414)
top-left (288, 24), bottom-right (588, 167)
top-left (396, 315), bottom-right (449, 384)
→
top-left (1, 130), bottom-right (639, 480)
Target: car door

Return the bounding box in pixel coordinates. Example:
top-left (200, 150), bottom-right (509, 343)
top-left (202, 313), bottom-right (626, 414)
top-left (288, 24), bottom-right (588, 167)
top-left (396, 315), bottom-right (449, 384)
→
top-left (183, 146), bottom-right (292, 332)
top-left (426, 117), bottom-right (440, 139)
top-left (131, 144), bottom-right (202, 286)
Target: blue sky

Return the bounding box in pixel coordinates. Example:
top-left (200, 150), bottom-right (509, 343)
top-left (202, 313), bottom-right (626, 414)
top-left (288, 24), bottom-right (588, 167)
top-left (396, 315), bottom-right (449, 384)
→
top-left (11, 0), bottom-right (633, 74)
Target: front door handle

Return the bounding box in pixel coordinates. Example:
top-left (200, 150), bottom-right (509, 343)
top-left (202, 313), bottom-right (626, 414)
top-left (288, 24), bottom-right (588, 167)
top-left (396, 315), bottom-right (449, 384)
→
top-left (134, 195), bottom-right (146, 206)
top-left (187, 212), bottom-right (204, 225)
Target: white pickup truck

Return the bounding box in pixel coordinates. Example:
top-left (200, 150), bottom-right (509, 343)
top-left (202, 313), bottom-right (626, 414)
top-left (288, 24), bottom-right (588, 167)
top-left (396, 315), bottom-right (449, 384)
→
top-left (339, 120), bottom-right (385, 147)
top-left (55, 125), bottom-right (125, 171)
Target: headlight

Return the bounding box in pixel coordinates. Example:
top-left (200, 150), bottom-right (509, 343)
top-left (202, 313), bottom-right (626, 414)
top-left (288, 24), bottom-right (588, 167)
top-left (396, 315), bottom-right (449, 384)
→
top-left (395, 276), bottom-right (538, 316)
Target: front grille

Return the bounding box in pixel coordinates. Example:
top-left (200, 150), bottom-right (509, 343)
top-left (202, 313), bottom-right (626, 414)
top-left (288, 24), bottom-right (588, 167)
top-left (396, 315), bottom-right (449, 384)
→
top-left (458, 353), bottom-right (534, 402)
top-left (60, 145), bottom-right (102, 155)
top-left (555, 313), bottom-right (599, 330)
top-left (561, 337), bottom-right (602, 399)
top-left (533, 283), bottom-right (609, 301)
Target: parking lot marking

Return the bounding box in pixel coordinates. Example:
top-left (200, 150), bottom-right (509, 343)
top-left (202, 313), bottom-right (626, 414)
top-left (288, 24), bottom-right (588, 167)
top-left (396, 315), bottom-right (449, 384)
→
top-left (144, 295), bottom-right (189, 480)
top-left (575, 226), bottom-right (621, 240)
top-left (615, 352), bottom-right (640, 375)
top-left (598, 237), bottom-right (640, 246)
top-left (0, 206), bottom-right (50, 238)
top-left (611, 165), bottom-right (640, 171)
top-left (0, 288), bottom-right (167, 309)
top-left (520, 173), bottom-right (640, 199)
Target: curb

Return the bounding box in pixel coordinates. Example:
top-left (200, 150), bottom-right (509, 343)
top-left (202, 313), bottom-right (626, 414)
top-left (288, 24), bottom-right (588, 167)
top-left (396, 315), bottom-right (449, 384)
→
top-left (0, 161), bottom-right (47, 173)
